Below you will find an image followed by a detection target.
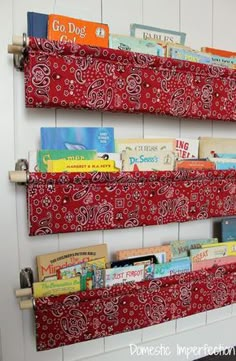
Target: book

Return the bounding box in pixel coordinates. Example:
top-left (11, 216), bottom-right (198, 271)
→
top-left (36, 244), bottom-right (108, 281)
top-left (27, 11), bottom-right (48, 38)
top-left (115, 138), bottom-right (176, 153)
top-left (192, 255), bottom-right (236, 271)
top-left (46, 158), bottom-right (119, 173)
top-left (121, 149), bottom-right (176, 171)
top-left (168, 46), bottom-right (211, 64)
top-left (33, 277), bottom-right (81, 298)
top-left (201, 241), bottom-right (236, 256)
top-left (56, 257), bottom-right (106, 280)
top-left (48, 14), bottom-right (109, 47)
top-left (171, 238), bottom-right (218, 259)
top-left (110, 255), bottom-right (158, 268)
top-left (208, 158), bottom-right (236, 170)
top-left (175, 159), bottom-right (215, 170)
top-left (130, 23), bottom-right (186, 45)
top-left (40, 127), bottom-right (115, 153)
top-left (97, 152), bottom-right (122, 170)
top-left (153, 257), bottom-right (191, 278)
top-left (104, 264), bottom-right (145, 287)
top-left (109, 34), bottom-right (164, 56)
top-left (116, 245), bottom-right (171, 262)
top-left (221, 218), bottom-right (236, 242)
top-left (190, 244), bottom-right (230, 262)
top-left (37, 149), bottom-right (97, 172)
top-left (198, 137), bottom-right (236, 159)
top-left (201, 46), bottom-right (236, 58)
top-left (176, 138), bottom-right (199, 159)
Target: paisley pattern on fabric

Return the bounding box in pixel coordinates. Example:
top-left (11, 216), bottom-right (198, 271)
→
top-left (27, 170), bottom-right (236, 236)
top-left (24, 37), bottom-right (236, 121)
top-left (35, 263), bottom-right (236, 351)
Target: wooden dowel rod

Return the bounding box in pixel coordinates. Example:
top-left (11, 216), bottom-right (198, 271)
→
top-left (19, 299), bottom-right (33, 310)
top-left (8, 171), bottom-right (27, 184)
top-left (15, 288), bottom-right (32, 298)
top-left (8, 44), bottom-right (23, 54)
top-left (12, 34), bottom-right (29, 47)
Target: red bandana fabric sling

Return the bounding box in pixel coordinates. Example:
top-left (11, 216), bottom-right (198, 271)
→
top-left (24, 37), bottom-right (236, 121)
top-left (27, 170), bottom-right (236, 236)
top-left (34, 263), bottom-right (236, 351)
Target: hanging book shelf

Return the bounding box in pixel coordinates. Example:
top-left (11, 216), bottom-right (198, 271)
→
top-left (11, 36), bottom-right (236, 121)
top-left (17, 262), bottom-right (236, 351)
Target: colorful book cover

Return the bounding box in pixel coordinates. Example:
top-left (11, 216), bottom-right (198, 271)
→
top-left (46, 158), bottom-right (119, 173)
top-left (190, 244), bottom-right (229, 262)
top-left (211, 54), bottom-right (236, 68)
top-left (221, 218), bottom-right (236, 242)
top-left (36, 244), bottom-right (108, 281)
top-left (97, 152), bottom-right (122, 170)
top-left (192, 255), bottom-right (236, 271)
top-left (154, 257), bottom-right (191, 278)
top-left (116, 245), bottom-right (171, 262)
top-left (104, 264), bottom-right (144, 287)
top-left (27, 12), bottom-right (48, 38)
top-left (48, 14), bottom-right (109, 47)
top-left (176, 138), bottom-right (199, 159)
top-left (198, 137), bottom-right (236, 159)
top-left (33, 277), bottom-right (81, 298)
top-left (201, 46), bottom-right (236, 58)
top-left (208, 158), bottom-right (236, 170)
top-left (214, 153), bottom-right (236, 159)
top-left (121, 150), bottom-right (176, 171)
top-left (115, 138), bottom-right (176, 153)
top-left (171, 238), bottom-right (218, 259)
top-left (201, 241), bottom-right (236, 256)
top-left (110, 255), bottom-right (157, 268)
top-left (130, 23), bottom-right (186, 45)
top-left (37, 149), bottom-right (97, 172)
top-left (109, 34), bottom-right (164, 56)
top-left (168, 47), bottom-right (211, 64)
top-left (57, 257), bottom-right (106, 280)
top-left (40, 127), bottom-right (115, 153)
top-left (175, 160), bottom-right (215, 170)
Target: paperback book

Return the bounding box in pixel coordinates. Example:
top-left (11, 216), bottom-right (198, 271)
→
top-left (130, 23), bottom-right (186, 44)
top-left (176, 137), bottom-right (199, 159)
top-left (198, 137), bottom-right (236, 159)
top-left (116, 245), bottom-right (171, 262)
top-left (46, 159), bottom-right (119, 173)
top-left (171, 238), bottom-right (218, 259)
top-left (121, 150), bottom-right (176, 171)
top-left (192, 255), bottom-right (236, 271)
top-left (104, 264), bottom-right (145, 287)
top-left (153, 257), bottom-right (191, 278)
top-left (33, 277), bottom-right (81, 298)
top-left (115, 138), bottom-right (176, 153)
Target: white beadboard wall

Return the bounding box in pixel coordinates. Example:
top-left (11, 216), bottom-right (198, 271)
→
top-left (1, 1), bottom-right (236, 361)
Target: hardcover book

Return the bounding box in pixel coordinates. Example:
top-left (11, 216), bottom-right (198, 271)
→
top-left (116, 245), bottom-right (171, 262)
top-left (201, 241), bottom-right (236, 256)
top-left (56, 257), bottom-right (106, 280)
top-left (109, 34), bottom-right (164, 56)
top-left (27, 11), bottom-right (48, 38)
top-left (36, 244), bottom-right (108, 281)
top-left (175, 160), bottom-right (215, 170)
top-left (153, 257), bottom-right (191, 278)
top-left (46, 158), bottom-right (119, 173)
top-left (199, 137), bottom-right (236, 158)
top-left (208, 158), bottom-right (236, 170)
top-left (201, 46), bottom-right (236, 58)
top-left (104, 264), bottom-right (145, 287)
top-left (41, 127), bottom-right (115, 153)
top-left (37, 149), bottom-right (97, 172)
top-left (48, 14), bottom-right (109, 47)
top-left (115, 138), bottom-right (176, 153)
top-left (33, 277), bottom-right (81, 298)
top-left (176, 137), bottom-right (199, 159)
top-left (221, 218), bottom-right (236, 242)
top-left (192, 255), bottom-right (236, 271)
top-left (121, 150), bottom-right (176, 171)
top-left (171, 238), bottom-right (218, 259)
top-left (190, 244), bottom-right (231, 262)
top-left (130, 23), bottom-right (186, 45)
top-left (168, 46), bottom-right (211, 64)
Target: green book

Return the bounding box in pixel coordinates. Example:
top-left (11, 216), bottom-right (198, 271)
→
top-left (37, 149), bottom-right (97, 172)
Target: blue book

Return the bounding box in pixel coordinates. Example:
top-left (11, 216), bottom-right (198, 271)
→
top-left (221, 218), bottom-right (236, 242)
top-left (40, 127), bottom-right (115, 153)
top-left (27, 12), bottom-right (48, 38)
top-left (154, 257), bottom-right (191, 278)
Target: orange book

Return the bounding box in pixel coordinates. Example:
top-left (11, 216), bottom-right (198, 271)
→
top-left (201, 46), bottom-right (236, 58)
top-left (175, 160), bottom-right (216, 170)
top-left (48, 14), bottom-right (109, 47)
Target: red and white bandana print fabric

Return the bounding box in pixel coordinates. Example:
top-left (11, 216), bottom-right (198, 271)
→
top-left (24, 37), bottom-right (236, 121)
top-left (35, 263), bottom-right (236, 351)
top-left (27, 170), bottom-right (236, 236)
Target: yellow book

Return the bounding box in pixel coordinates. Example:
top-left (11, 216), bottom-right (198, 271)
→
top-left (201, 241), bottom-right (236, 256)
top-left (47, 159), bottom-right (119, 172)
top-left (33, 278), bottom-right (81, 298)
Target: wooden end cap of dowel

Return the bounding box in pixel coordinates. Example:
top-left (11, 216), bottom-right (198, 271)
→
top-left (15, 288), bottom-right (32, 298)
top-left (8, 44), bottom-right (23, 54)
top-left (19, 299), bottom-right (33, 310)
top-left (8, 171), bottom-right (27, 183)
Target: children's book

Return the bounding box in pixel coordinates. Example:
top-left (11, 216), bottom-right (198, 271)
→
top-left (48, 14), bottom-right (109, 47)
top-left (116, 245), bottom-right (171, 262)
top-left (208, 158), bottom-right (236, 170)
top-left (221, 218), bottom-right (236, 242)
top-left (176, 138), bottom-right (199, 159)
top-left (201, 46), bottom-right (236, 58)
top-left (104, 264), bottom-right (145, 287)
top-left (175, 160), bottom-right (215, 170)
top-left (46, 158), bottom-right (119, 173)
top-left (33, 277), bottom-right (81, 298)
top-left (109, 34), bottom-right (164, 56)
top-left (130, 23), bottom-right (186, 45)
top-left (154, 257), bottom-right (191, 278)
top-left (27, 12), bottom-right (48, 38)
top-left (192, 255), bottom-right (236, 271)
top-left (56, 257), bottom-right (106, 280)
top-left (41, 127), bottom-right (115, 153)
top-left (36, 244), bottom-right (108, 281)
top-left (168, 46), bottom-right (212, 64)
top-left (190, 244), bottom-right (230, 262)
top-left (115, 138), bottom-right (176, 153)
top-left (121, 150), bottom-right (176, 171)
top-left (198, 137), bottom-right (236, 159)
top-left (171, 238), bottom-right (218, 259)
top-left (97, 152), bottom-right (122, 170)
top-left (201, 241), bottom-right (236, 256)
